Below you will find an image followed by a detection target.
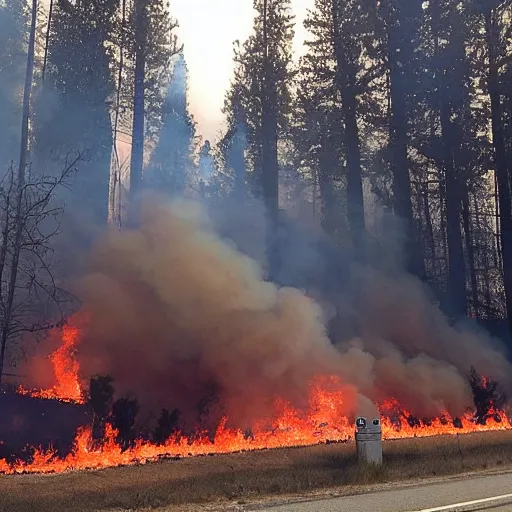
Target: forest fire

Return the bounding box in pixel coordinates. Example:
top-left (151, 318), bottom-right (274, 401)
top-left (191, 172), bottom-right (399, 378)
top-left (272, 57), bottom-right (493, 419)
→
top-left (0, 320), bottom-right (511, 476)
top-left (0, 0), bottom-right (511, 481)
top-left (17, 325), bottom-right (84, 404)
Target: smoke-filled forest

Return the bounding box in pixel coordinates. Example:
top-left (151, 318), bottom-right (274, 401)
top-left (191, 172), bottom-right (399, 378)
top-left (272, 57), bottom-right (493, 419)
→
top-left (1, 0), bottom-right (512, 455)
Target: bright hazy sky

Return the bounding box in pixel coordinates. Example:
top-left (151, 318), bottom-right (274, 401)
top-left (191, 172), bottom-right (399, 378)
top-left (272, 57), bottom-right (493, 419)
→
top-left (171, 0), bottom-right (313, 142)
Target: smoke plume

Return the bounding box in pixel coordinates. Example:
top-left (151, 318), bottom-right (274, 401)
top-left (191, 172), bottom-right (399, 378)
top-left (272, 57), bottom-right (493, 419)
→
top-left (74, 195), bottom-right (356, 427)
top-left (23, 193), bottom-right (512, 428)
top-left (331, 267), bottom-right (512, 417)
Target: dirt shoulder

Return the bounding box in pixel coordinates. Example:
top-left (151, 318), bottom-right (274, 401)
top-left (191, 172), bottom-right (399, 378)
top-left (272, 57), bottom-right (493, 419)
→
top-left (1, 430), bottom-right (511, 512)
top-left (106, 468), bottom-right (512, 512)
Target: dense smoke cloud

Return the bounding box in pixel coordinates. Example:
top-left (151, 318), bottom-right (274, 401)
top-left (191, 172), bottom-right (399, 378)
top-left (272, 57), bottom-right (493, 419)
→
top-left (327, 266), bottom-right (512, 417)
top-left (74, 195), bottom-right (356, 427)
top-left (57, 194), bottom-right (511, 428)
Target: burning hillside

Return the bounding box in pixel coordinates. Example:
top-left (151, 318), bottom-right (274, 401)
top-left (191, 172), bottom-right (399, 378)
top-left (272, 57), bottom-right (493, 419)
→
top-left (1, 196), bottom-right (512, 475)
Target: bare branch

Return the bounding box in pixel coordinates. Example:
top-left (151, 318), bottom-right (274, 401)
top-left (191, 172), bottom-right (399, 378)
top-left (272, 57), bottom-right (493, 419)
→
top-left (0, 152), bottom-right (82, 383)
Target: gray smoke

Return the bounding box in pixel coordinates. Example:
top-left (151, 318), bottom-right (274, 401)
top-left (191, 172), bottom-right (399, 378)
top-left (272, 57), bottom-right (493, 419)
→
top-left (21, 193), bottom-right (512, 427)
top-left (331, 266), bottom-right (511, 417)
top-left (73, 195), bottom-right (359, 427)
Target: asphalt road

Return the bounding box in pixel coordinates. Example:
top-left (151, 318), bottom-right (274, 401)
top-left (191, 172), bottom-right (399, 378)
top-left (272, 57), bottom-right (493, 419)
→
top-left (257, 472), bottom-right (512, 512)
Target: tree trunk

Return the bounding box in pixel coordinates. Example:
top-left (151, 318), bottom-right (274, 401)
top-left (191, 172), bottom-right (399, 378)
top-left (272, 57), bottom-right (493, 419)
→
top-left (318, 129), bottom-right (336, 236)
top-left (331, 0), bottom-right (365, 257)
top-left (486, 8), bottom-right (512, 345)
top-left (462, 190), bottom-right (478, 315)
top-left (312, 162), bottom-right (318, 220)
top-left (0, 0), bottom-right (37, 385)
top-left (494, 169), bottom-right (502, 269)
top-left (42, 0), bottom-right (53, 82)
top-left (0, 171), bottom-right (14, 289)
top-left (232, 130), bottom-right (246, 206)
top-left (474, 192), bottom-right (492, 315)
top-left (384, 3), bottom-right (423, 277)
top-left (431, 0), bottom-right (466, 317)
top-left (423, 183), bottom-right (435, 274)
top-left (109, 0), bottom-right (126, 226)
top-left (261, 0), bottom-right (280, 281)
top-left (230, 108), bottom-right (247, 205)
top-left (130, 0), bottom-right (146, 207)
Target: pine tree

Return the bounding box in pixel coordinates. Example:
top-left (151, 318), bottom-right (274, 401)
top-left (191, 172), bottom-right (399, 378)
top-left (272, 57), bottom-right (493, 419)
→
top-left (379, 0), bottom-right (425, 277)
top-left (330, 0), bottom-right (371, 256)
top-left (32, 0), bottom-right (117, 224)
top-left (230, 0), bottom-right (295, 278)
top-left (218, 81), bottom-right (248, 204)
top-left (294, 0), bottom-right (384, 247)
top-left (423, 0), bottom-right (471, 316)
top-left (127, 0), bottom-right (181, 201)
top-left (293, 0), bottom-right (345, 237)
top-left (198, 141), bottom-right (215, 183)
top-left (503, 65), bottom-right (512, 170)
top-left (475, 0), bottom-right (512, 341)
top-left (0, 0), bottom-right (27, 167)
top-left (130, 0), bottom-right (146, 200)
top-left (147, 53), bottom-right (195, 195)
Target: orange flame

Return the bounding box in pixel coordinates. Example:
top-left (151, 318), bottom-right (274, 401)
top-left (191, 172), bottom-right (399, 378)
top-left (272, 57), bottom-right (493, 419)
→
top-left (17, 324), bottom-right (84, 403)
top-left (378, 397), bottom-right (511, 439)
top-left (2, 379), bottom-right (356, 475)
top-left (2, 322), bottom-right (511, 475)
top-left (1, 378), bottom-right (511, 475)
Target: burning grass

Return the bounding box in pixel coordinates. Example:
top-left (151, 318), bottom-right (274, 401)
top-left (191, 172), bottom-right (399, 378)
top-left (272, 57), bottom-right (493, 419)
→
top-left (1, 430), bottom-right (512, 512)
top-left (1, 321), bottom-right (511, 476)
top-left (1, 373), bottom-right (511, 476)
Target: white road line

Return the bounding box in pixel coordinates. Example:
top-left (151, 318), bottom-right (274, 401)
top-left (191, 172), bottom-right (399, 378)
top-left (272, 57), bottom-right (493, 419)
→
top-left (414, 493), bottom-right (512, 512)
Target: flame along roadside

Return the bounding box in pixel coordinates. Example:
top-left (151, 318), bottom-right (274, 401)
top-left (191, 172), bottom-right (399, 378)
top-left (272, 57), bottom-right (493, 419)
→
top-left (0, 323), bottom-right (511, 475)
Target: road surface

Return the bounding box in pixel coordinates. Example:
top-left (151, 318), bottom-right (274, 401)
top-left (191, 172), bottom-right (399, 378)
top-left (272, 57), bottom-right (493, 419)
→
top-left (255, 472), bottom-right (512, 512)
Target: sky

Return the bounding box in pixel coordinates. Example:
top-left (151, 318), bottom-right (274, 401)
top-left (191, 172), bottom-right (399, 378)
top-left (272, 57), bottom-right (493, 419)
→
top-left (171, 0), bottom-right (313, 142)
